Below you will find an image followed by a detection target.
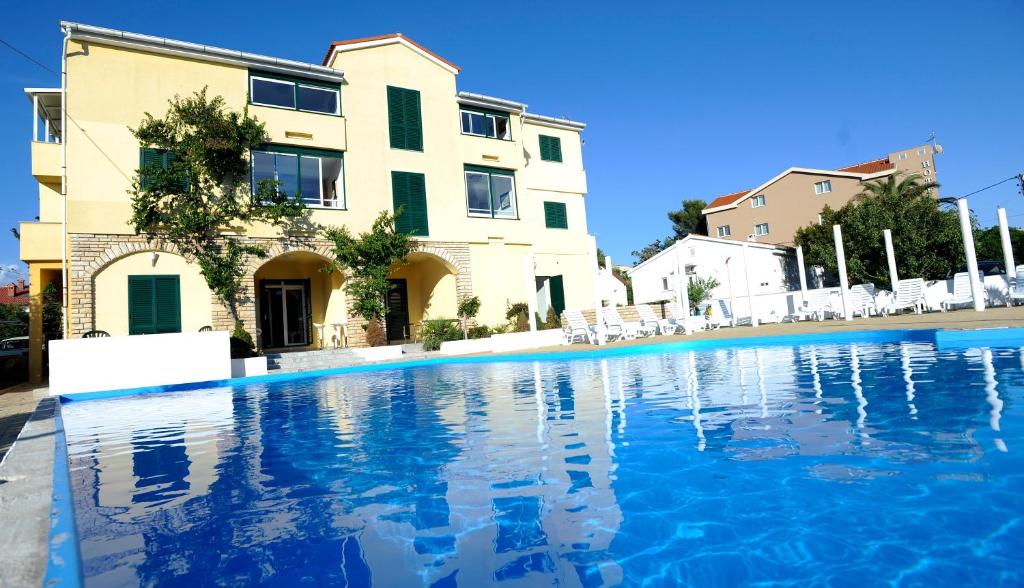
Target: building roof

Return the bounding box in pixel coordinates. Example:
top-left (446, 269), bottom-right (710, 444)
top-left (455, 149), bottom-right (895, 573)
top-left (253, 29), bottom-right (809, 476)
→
top-left (836, 157), bottom-right (894, 174)
top-left (701, 152), bottom-right (902, 214)
top-left (322, 33), bottom-right (461, 74)
top-left (61, 21), bottom-right (344, 83)
top-left (706, 189), bottom-right (751, 209)
top-left (0, 280), bottom-right (28, 305)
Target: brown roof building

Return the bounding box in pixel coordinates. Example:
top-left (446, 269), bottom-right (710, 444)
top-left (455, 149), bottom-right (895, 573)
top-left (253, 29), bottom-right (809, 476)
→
top-left (702, 145), bottom-right (939, 246)
top-left (0, 278), bottom-right (29, 305)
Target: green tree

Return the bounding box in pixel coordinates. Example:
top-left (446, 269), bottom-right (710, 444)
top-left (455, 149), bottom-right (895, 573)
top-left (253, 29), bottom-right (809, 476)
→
top-left (794, 174), bottom-right (962, 285)
top-left (129, 89), bottom-right (307, 333)
top-left (322, 210), bottom-right (413, 346)
top-left (42, 282), bottom-right (62, 343)
top-left (632, 199), bottom-right (708, 262)
top-left (973, 225), bottom-right (1024, 265)
top-left (687, 276), bottom-right (720, 313)
top-left (457, 296), bottom-right (481, 339)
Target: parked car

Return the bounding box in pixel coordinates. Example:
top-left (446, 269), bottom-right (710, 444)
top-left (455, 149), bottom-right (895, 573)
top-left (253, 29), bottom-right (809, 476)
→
top-left (0, 336), bottom-right (30, 359)
top-left (948, 260), bottom-right (1005, 278)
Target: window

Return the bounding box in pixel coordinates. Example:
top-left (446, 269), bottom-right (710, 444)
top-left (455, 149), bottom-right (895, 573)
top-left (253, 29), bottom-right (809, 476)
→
top-left (128, 275), bottom-right (181, 335)
top-left (544, 201), bottom-right (568, 229)
top-left (818, 213), bottom-right (823, 225)
top-left (460, 108), bottom-right (511, 140)
top-left (662, 277), bottom-right (669, 291)
top-left (387, 86), bottom-right (423, 151)
top-left (392, 171), bottom-right (429, 236)
top-left (917, 148), bottom-right (927, 155)
top-left (251, 146), bottom-right (344, 208)
top-left (464, 165), bottom-right (517, 219)
top-left (139, 147), bottom-right (186, 191)
top-left (249, 73), bottom-right (340, 115)
top-left (814, 180), bottom-right (832, 195)
top-left (717, 225), bottom-right (731, 237)
top-left (751, 194), bottom-right (766, 208)
top-left (539, 135), bottom-right (563, 162)
top-left (754, 223), bottom-right (770, 236)
top-left (899, 152), bottom-right (908, 160)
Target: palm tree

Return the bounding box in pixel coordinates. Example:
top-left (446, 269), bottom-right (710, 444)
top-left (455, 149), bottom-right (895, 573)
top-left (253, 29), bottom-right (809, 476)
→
top-left (856, 172), bottom-right (939, 201)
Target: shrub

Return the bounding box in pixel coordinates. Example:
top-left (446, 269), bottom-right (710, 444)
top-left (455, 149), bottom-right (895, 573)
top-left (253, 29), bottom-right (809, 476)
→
top-left (544, 306), bottom-right (561, 330)
top-left (230, 320), bottom-right (257, 359)
top-left (506, 302), bottom-right (530, 332)
top-left (458, 295), bottom-right (481, 339)
top-left (467, 325), bottom-right (492, 339)
top-left (421, 319), bottom-right (462, 351)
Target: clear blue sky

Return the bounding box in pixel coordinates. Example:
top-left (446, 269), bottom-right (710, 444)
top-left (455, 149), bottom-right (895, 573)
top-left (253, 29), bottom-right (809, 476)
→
top-left (2, 0), bottom-right (1022, 281)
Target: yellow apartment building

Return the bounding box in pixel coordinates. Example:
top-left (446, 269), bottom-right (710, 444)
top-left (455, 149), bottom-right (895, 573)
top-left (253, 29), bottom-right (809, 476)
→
top-left (21, 22), bottom-right (597, 382)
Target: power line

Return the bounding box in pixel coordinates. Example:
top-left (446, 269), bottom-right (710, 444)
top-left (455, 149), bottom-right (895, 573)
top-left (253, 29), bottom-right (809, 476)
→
top-left (0, 37), bottom-right (56, 74)
top-left (961, 175), bottom-right (1019, 199)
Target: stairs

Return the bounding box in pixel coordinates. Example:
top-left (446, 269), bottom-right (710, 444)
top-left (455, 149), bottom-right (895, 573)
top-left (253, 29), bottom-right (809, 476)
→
top-left (265, 343), bottom-right (436, 373)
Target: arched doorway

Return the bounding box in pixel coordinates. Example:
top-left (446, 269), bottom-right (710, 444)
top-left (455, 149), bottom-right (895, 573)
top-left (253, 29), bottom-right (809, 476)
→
top-left (253, 251), bottom-right (343, 349)
top-left (386, 252), bottom-right (460, 343)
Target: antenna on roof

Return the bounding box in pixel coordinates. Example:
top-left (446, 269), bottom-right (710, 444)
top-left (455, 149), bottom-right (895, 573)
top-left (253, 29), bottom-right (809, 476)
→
top-left (928, 131), bottom-right (944, 155)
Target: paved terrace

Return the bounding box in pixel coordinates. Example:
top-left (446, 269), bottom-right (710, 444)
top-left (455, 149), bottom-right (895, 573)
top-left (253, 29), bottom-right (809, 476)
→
top-left (2, 306), bottom-right (1024, 585)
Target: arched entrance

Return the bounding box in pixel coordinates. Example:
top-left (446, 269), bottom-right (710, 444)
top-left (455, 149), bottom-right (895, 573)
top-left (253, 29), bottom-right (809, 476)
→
top-left (386, 251), bottom-right (460, 343)
top-left (253, 250), bottom-right (343, 349)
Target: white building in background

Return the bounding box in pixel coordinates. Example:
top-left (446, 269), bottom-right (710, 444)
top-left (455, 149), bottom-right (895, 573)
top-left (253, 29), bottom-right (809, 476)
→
top-left (599, 265), bottom-right (629, 306)
top-left (627, 235), bottom-right (799, 314)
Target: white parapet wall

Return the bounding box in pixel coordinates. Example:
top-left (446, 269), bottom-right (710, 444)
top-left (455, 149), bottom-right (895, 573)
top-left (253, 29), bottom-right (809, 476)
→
top-left (489, 329), bottom-right (565, 353)
top-left (49, 331), bottom-right (232, 396)
top-left (231, 356), bottom-right (268, 378)
top-left (350, 345), bottom-right (404, 362)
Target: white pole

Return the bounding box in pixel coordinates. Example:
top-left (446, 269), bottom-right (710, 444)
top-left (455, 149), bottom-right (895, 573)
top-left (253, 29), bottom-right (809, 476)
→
top-left (741, 243), bottom-right (758, 327)
top-left (883, 229), bottom-right (899, 293)
top-left (604, 255), bottom-right (614, 306)
top-left (796, 245), bottom-right (808, 309)
top-left (833, 224), bottom-right (852, 320)
top-left (523, 249), bottom-right (538, 331)
top-left (674, 242), bottom-right (691, 334)
top-left (997, 207), bottom-right (1015, 307)
top-left (958, 198), bottom-right (986, 312)
top-left (32, 94), bottom-right (39, 142)
top-left (589, 235), bottom-right (607, 344)
top-left (726, 257), bottom-right (737, 327)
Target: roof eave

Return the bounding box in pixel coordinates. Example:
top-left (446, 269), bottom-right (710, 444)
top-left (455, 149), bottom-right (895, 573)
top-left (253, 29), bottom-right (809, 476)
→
top-left (521, 112), bottom-right (586, 131)
top-left (61, 21), bottom-right (345, 83)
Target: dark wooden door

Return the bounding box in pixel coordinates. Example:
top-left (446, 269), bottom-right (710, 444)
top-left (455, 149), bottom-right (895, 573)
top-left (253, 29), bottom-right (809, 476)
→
top-left (385, 279), bottom-right (409, 343)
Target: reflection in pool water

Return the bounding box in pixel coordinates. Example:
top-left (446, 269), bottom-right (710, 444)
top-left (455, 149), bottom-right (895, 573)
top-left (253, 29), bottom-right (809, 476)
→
top-left (63, 342), bottom-right (1023, 586)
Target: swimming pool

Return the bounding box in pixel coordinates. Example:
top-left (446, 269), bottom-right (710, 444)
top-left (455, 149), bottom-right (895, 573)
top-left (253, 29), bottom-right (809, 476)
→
top-left (59, 333), bottom-right (1022, 586)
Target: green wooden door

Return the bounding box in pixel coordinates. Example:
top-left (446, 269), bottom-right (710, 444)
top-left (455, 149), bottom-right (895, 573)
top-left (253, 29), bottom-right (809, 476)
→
top-left (549, 275), bottom-right (566, 316)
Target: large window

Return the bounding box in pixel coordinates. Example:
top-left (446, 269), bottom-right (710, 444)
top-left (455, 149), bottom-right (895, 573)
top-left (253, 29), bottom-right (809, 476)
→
top-left (539, 135), bottom-right (563, 162)
top-left (754, 223), bottom-right (770, 236)
top-left (251, 146), bottom-right (345, 208)
top-left (814, 180), bottom-right (832, 195)
top-left (387, 86), bottom-right (423, 151)
top-left (460, 108), bottom-right (511, 140)
top-left (465, 165), bottom-right (517, 219)
top-left (717, 225), bottom-right (731, 237)
top-left (249, 73), bottom-right (340, 115)
top-left (751, 194), bottom-right (766, 208)
top-left (128, 275), bottom-right (181, 335)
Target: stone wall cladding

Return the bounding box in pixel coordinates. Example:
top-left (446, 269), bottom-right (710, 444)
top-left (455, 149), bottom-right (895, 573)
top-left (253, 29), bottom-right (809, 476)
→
top-left (69, 234), bottom-right (475, 347)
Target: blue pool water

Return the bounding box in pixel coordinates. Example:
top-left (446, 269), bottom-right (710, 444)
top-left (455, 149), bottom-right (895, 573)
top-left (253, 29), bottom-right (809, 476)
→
top-left (61, 340), bottom-right (1023, 586)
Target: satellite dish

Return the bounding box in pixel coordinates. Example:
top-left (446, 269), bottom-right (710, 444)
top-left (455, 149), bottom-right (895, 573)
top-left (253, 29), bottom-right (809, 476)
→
top-left (934, 143), bottom-right (944, 154)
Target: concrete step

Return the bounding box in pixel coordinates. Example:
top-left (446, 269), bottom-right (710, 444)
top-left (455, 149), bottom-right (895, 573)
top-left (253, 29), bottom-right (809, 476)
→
top-left (264, 346), bottom-right (443, 373)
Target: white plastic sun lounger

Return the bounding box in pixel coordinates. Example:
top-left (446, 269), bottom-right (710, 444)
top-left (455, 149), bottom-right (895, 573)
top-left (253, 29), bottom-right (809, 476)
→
top-left (1011, 265), bottom-right (1024, 305)
top-left (941, 272), bottom-right (974, 311)
top-left (603, 306), bottom-right (649, 339)
top-left (562, 310), bottom-right (594, 344)
top-left (849, 284), bottom-right (877, 318)
top-left (717, 300), bottom-right (751, 327)
top-left (790, 290), bottom-right (832, 321)
top-left (888, 278), bottom-right (926, 315)
top-left (636, 304), bottom-right (682, 335)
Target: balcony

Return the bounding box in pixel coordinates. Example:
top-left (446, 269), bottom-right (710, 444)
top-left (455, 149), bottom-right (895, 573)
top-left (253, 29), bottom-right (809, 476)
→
top-left (249, 105), bottom-right (346, 152)
top-left (31, 141), bottom-right (60, 183)
top-left (20, 222), bottom-right (62, 262)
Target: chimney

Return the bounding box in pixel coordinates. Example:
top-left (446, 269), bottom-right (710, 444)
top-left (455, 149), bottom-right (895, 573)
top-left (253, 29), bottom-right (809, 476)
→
top-left (17, 277), bottom-right (25, 291)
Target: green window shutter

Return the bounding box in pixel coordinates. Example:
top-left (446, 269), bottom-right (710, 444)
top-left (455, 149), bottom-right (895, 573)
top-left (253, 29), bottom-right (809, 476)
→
top-left (128, 276), bottom-right (156, 335)
top-left (387, 86), bottom-right (422, 151)
top-left (139, 147), bottom-right (163, 190)
top-left (549, 275), bottom-right (566, 316)
top-left (544, 201), bottom-right (568, 229)
top-left (154, 276), bottom-right (181, 333)
top-left (539, 135), bottom-right (563, 162)
top-left (128, 275), bottom-right (181, 335)
top-left (392, 171), bottom-right (429, 236)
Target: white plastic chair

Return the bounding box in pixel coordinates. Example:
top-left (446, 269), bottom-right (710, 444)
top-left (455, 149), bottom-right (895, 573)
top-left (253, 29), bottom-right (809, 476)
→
top-left (562, 310), bottom-right (594, 344)
top-left (1011, 265), bottom-right (1024, 305)
top-left (888, 278), bottom-right (926, 315)
top-left (942, 272), bottom-right (974, 311)
top-left (790, 290), bottom-right (831, 321)
top-left (602, 307), bottom-right (639, 339)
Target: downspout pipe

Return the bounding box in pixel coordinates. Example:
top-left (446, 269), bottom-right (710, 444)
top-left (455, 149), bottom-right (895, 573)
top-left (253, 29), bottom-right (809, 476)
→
top-left (60, 24), bottom-right (71, 338)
